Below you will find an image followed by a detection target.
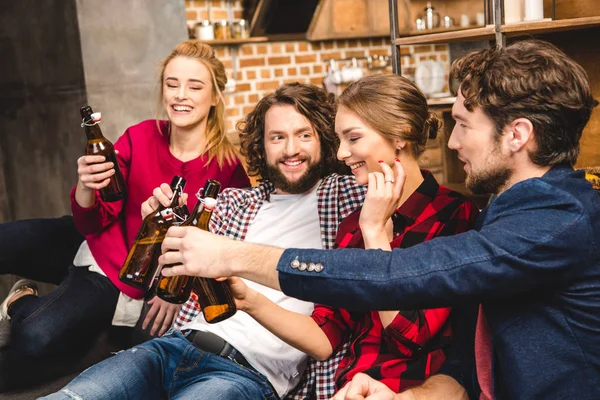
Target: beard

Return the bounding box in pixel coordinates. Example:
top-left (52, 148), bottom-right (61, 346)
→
top-left (265, 157), bottom-right (323, 194)
top-left (466, 162), bottom-right (513, 195)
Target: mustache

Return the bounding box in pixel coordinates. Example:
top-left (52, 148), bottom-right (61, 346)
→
top-left (277, 155), bottom-right (310, 163)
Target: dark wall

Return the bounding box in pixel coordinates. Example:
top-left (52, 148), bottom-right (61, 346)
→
top-left (0, 0), bottom-right (87, 222)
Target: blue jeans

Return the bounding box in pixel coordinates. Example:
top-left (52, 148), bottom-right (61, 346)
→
top-left (9, 265), bottom-right (119, 357)
top-left (0, 216), bottom-right (83, 284)
top-left (0, 216), bottom-right (119, 357)
top-left (41, 331), bottom-right (279, 400)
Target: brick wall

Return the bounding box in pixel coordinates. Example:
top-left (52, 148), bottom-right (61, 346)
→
top-left (184, 1), bottom-right (450, 141)
top-left (183, 1), bottom-right (449, 184)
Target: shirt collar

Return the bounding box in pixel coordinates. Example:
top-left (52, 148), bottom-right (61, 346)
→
top-left (394, 170), bottom-right (439, 226)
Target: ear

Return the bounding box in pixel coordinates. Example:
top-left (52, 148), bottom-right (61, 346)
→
top-left (211, 92), bottom-right (219, 107)
top-left (506, 118), bottom-right (534, 153)
top-left (394, 139), bottom-right (408, 151)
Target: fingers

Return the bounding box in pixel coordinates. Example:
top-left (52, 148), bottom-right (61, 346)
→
top-left (142, 299), bottom-right (159, 330)
top-left (77, 155), bottom-right (116, 189)
top-left (151, 306), bottom-right (166, 336)
top-left (392, 158), bottom-right (406, 198)
top-left (160, 263), bottom-right (186, 277)
top-left (156, 184), bottom-right (174, 208)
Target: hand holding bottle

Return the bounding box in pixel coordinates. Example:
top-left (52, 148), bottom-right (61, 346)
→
top-left (227, 276), bottom-right (258, 313)
top-left (75, 152), bottom-right (119, 208)
top-left (141, 183), bottom-right (189, 219)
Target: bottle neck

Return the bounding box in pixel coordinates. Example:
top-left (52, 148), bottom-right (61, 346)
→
top-left (195, 204), bottom-right (215, 231)
top-left (83, 120), bottom-right (105, 141)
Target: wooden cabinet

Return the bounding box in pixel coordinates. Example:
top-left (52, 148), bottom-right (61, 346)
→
top-left (308, 0), bottom-right (391, 40)
top-left (389, 0), bottom-right (600, 199)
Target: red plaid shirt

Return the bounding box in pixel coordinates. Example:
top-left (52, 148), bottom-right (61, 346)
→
top-left (173, 174), bottom-right (366, 398)
top-left (312, 170), bottom-right (479, 393)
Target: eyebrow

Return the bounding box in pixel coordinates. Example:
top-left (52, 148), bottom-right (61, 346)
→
top-left (340, 127), bottom-right (361, 135)
top-left (165, 77), bottom-right (206, 84)
top-left (268, 126), bottom-right (314, 135)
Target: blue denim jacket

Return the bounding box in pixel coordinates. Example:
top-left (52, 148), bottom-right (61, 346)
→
top-left (277, 164), bottom-right (600, 399)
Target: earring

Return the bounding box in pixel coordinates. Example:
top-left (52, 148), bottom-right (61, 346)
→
top-left (396, 145), bottom-right (403, 151)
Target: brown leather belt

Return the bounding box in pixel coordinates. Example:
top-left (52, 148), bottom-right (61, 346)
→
top-left (186, 330), bottom-right (253, 370)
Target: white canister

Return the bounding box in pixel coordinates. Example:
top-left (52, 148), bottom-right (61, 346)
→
top-left (504, 0), bottom-right (523, 24)
top-left (195, 20), bottom-right (214, 41)
top-left (460, 14), bottom-right (470, 28)
top-left (524, 0), bottom-right (544, 21)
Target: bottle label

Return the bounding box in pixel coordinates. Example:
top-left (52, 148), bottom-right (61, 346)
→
top-left (160, 208), bottom-right (175, 221)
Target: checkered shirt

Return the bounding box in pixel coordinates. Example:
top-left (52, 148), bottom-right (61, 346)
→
top-left (174, 174), bottom-right (366, 399)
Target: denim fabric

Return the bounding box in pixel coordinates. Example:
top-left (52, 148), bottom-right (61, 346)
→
top-left (41, 331), bottom-right (278, 400)
top-left (9, 265), bottom-right (119, 357)
top-left (277, 165), bottom-right (600, 399)
top-left (0, 216), bottom-right (83, 284)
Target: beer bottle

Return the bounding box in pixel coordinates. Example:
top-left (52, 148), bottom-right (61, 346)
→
top-left (157, 180), bottom-right (237, 323)
top-left (80, 106), bottom-right (126, 202)
top-left (119, 176), bottom-right (186, 291)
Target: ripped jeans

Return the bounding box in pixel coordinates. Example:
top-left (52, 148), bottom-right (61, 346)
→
top-left (40, 330), bottom-right (278, 400)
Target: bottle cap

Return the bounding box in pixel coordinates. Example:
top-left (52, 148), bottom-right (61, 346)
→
top-left (202, 180), bottom-right (221, 199)
top-left (203, 197), bottom-right (218, 210)
top-left (170, 176), bottom-right (187, 191)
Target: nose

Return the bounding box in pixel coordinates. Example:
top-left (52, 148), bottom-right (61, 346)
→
top-left (175, 85), bottom-right (187, 100)
top-left (284, 137), bottom-right (300, 156)
top-left (337, 140), bottom-right (350, 161)
top-left (447, 126), bottom-right (460, 150)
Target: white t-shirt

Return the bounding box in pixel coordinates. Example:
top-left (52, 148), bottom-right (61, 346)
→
top-left (181, 186), bottom-right (322, 397)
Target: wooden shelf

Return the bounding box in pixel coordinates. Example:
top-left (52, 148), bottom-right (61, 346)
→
top-left (393, 16), bottom-right (600, 46)
top-left (394, 26), bottom-right (495, 45)
top-left (427, 96), bottom-right (457, 107)
top-left (202, 37), bottom-right (269, 46)
top-left (502, 16), bottom-right (600, 36)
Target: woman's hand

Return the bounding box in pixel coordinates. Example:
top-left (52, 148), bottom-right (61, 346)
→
top-left (227, 276), bottom-right (259, 313)
top-left (359, 159), bottom-right (405, 249)
top-left (141, 183), bottom-right (189, 219)
top-left (75, 153), bottom-right (118, 208)
top-left (142, 296), bottom-right (181, 337)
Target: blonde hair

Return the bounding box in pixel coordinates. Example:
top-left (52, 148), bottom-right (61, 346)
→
top-left (157, 40), bottom-right (237, 167)
top-left (338, 74), bottom-right (441, 159)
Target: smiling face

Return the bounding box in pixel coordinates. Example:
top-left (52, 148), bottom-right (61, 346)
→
top-left (263, 104), bottom-right (322, 194)
top-left (448, 91), bottom-right (513, 194)
top-left (335, 106), bottom-right (399, 185)
top-left (162, 56), bottom-right (218, 131)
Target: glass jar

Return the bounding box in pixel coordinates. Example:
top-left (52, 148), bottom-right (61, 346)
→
top-left (232, 19), bottom-right (249, 39)
top-left (195, 20), bottom-right (214, 41)
top-left (214, 20), bottom-right (231, 40)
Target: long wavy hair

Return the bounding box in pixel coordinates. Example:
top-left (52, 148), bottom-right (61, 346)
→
top-left (157, 40), bottom-right (237, 167)
top-left (237, 83), bottom-right (345, 180)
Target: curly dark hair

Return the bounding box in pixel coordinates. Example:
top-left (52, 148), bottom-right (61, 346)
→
top-left (237, 82), bottom-right (346, 181)
top-left (450, 39), bottom-right (598, 166)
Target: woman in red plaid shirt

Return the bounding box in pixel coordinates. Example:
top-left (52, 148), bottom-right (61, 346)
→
top-left (230, 74), bottom-right (479, 394)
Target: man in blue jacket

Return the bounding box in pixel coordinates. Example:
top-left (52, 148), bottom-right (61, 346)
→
top-left (160, 39), bottom-right (600, 399)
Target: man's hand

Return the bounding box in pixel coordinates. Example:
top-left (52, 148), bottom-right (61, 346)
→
top-left (331, 373), bottom-right (399, 400)
top-left (159, 226), bottom-right (238, 279)
top-left (159, 226), bottom-right (285, 291)
top-left (142, 296), bottom-right (181, 336)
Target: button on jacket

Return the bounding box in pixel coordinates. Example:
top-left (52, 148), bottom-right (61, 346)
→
top-left (277, 164), bottom-right (600, 399)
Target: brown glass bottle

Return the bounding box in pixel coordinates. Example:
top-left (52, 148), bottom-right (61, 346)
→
top-left (119, 176), bottom-right (186, 291)
top-left (157, 180), bottom-right (237, 323)
top-left (80, 106), bottom-right (126, 202)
